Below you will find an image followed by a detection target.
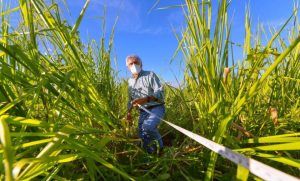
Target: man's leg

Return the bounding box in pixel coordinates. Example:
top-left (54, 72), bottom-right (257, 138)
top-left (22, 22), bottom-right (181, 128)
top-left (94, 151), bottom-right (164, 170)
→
top-left (141, 105), bottom-right (165, 153)
top-left (138, 111), bottom-right (150, 148)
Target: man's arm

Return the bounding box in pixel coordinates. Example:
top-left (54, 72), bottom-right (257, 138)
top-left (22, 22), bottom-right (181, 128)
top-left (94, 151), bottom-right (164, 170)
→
top-left (131, 96), bottom-right (149, 107)
top-left (150, 72), bottom-right (164, 102)
top-left (131, 72), bottom-right (164, 106)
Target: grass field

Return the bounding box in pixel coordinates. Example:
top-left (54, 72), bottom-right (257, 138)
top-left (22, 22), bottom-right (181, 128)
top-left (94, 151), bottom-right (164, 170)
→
top-left (0, 0), bottom-right (299, 180)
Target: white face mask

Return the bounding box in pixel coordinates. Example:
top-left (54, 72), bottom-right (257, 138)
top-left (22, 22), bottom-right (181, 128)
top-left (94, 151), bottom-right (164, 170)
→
top-left (130, 64), bottom-right (141, 74)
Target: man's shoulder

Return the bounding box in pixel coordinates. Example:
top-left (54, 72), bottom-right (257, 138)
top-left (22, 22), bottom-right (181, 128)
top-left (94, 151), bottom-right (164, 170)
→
top-left (141, 70), bottom-right (156, 77)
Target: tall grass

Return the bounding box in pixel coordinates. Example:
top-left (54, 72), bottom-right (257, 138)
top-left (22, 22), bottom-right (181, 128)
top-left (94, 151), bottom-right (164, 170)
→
top-left (0, 0), bottom-right (299, 180)
top-left (0, 0), bottom-right (133, 180)
top-left (173, 0), bottom-right (300, 180)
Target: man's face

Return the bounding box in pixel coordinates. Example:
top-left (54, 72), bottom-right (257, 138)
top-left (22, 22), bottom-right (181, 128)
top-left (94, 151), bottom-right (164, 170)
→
top-left (127, 58), bottom-right (141, 69)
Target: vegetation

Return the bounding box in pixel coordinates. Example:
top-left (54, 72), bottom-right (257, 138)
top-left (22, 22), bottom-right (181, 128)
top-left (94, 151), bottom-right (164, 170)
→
top-left (0, 0), bottom-right (299, 180)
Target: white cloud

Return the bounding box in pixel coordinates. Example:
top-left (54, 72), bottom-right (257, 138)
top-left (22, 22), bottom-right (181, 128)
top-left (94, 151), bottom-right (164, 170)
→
top-left (167, 9), bottom-right (184, 25)
top-left (136, 27), bottom-right (163, 35)
top-left (262, 19), bottom-right (287, 28)
top-left (66, 0), bottom-right (173, 35)
top-left (89, 0), bottom-right (142, 33)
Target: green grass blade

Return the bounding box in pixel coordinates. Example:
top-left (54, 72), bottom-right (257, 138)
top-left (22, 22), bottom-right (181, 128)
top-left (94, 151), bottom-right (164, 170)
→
top-left (252, 152), bottom-right (300, 168)
top-left (235, 142), bottom-right (300, 152)
top-left (71, 0), bottom-right (90, 35)
top-left (0, 6), bottom-right (20, 16)
top-left (236, 164), bottom-right (249, 181)
top-left (243, 137), bottom-right (300, 144)
top-left (0, 116), bottom-right (14, 181)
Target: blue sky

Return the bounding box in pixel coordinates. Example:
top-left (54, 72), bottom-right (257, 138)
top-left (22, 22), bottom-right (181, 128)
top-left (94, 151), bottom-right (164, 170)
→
top-left (63, 0), bottom-right (187, 83)
top-left (65, 0), bottom-right (298, 84)
top-left (5, 0), bottom-right (300, 84)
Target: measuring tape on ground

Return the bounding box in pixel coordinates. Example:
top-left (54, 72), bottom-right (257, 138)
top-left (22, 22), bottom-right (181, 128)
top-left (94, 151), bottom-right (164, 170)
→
top-left (138, 104), bottom-right (299, 181)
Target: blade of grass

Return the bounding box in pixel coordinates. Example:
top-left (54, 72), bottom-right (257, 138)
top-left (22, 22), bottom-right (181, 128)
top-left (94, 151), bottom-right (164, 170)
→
top-left (0, 116), bottom-right (14, 181)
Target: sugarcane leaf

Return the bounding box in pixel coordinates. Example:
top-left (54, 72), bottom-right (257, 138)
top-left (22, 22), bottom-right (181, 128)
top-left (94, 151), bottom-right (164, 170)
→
top-left (236, 164), bottom-right (249, 181)
top-left (0, 116), bottom-right (14, 180)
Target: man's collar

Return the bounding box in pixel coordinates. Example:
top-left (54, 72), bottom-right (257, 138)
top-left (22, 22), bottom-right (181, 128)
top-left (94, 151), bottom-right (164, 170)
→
top-left (132, 70), bottom-right (144, 79)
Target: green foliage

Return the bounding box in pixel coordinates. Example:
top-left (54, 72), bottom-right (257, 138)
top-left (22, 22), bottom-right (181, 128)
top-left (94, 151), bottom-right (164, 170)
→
top-left (0, 0), bottom-right (299, 180)
top-left (173, 0), bottom-right (300, 180)
top-left (0, 0), bottom-right (132, 180)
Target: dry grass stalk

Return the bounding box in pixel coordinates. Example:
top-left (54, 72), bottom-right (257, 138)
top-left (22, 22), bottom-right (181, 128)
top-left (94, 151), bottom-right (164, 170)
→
top-left (232, 122), bottom-right (254, 138)
top-left (270, 107), bottom-right (279, 126)
top-left (223, 67), bottom-right (230, 83)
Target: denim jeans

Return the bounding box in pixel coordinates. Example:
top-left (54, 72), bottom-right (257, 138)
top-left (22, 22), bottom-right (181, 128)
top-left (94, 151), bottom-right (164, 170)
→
top-left (138, 105), bottom-right (165, 154)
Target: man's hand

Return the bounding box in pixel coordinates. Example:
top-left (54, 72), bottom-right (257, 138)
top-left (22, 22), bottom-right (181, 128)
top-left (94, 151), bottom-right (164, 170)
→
top-left (131, 97), bottom-right (149, 107)
top-left (126, 112), bottom-right (132, 121)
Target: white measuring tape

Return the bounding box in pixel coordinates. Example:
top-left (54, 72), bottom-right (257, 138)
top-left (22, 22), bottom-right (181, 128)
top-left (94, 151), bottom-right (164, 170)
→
top-left (138, 104), bottom-right (300, 181)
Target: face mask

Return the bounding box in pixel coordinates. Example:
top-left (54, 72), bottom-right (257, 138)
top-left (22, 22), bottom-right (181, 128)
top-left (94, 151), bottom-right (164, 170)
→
top-left (130, 64), bottom-right (141, 74)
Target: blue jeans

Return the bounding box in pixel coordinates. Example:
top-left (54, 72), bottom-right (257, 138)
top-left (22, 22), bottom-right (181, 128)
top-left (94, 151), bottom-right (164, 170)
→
top-left (138, 105), bottom-right (165, 154)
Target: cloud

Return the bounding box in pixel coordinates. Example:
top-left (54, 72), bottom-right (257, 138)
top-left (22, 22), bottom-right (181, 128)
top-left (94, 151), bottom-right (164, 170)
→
top-left (166, 10), bottom-right (185, 33)
top-left (135, 27), bottom-right (164, 35)
top-left (67, 0), bottom-right (173, 35)
top-left (88, 0), bottom-right (142, 33)
top-left (167, 9), bottom-right (185, 26)
top-left (87, 0), bottom-right (170, 35)
top-left (261, 19), bottom-right (287, 28)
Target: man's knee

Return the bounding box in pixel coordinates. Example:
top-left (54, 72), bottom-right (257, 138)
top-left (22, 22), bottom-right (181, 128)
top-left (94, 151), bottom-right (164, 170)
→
top-left (142, 123), bottom-right (156, 134)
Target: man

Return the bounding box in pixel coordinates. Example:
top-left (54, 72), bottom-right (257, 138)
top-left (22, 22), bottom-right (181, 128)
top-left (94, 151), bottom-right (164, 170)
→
top-left (126, 55), bottom-right (165, 154)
